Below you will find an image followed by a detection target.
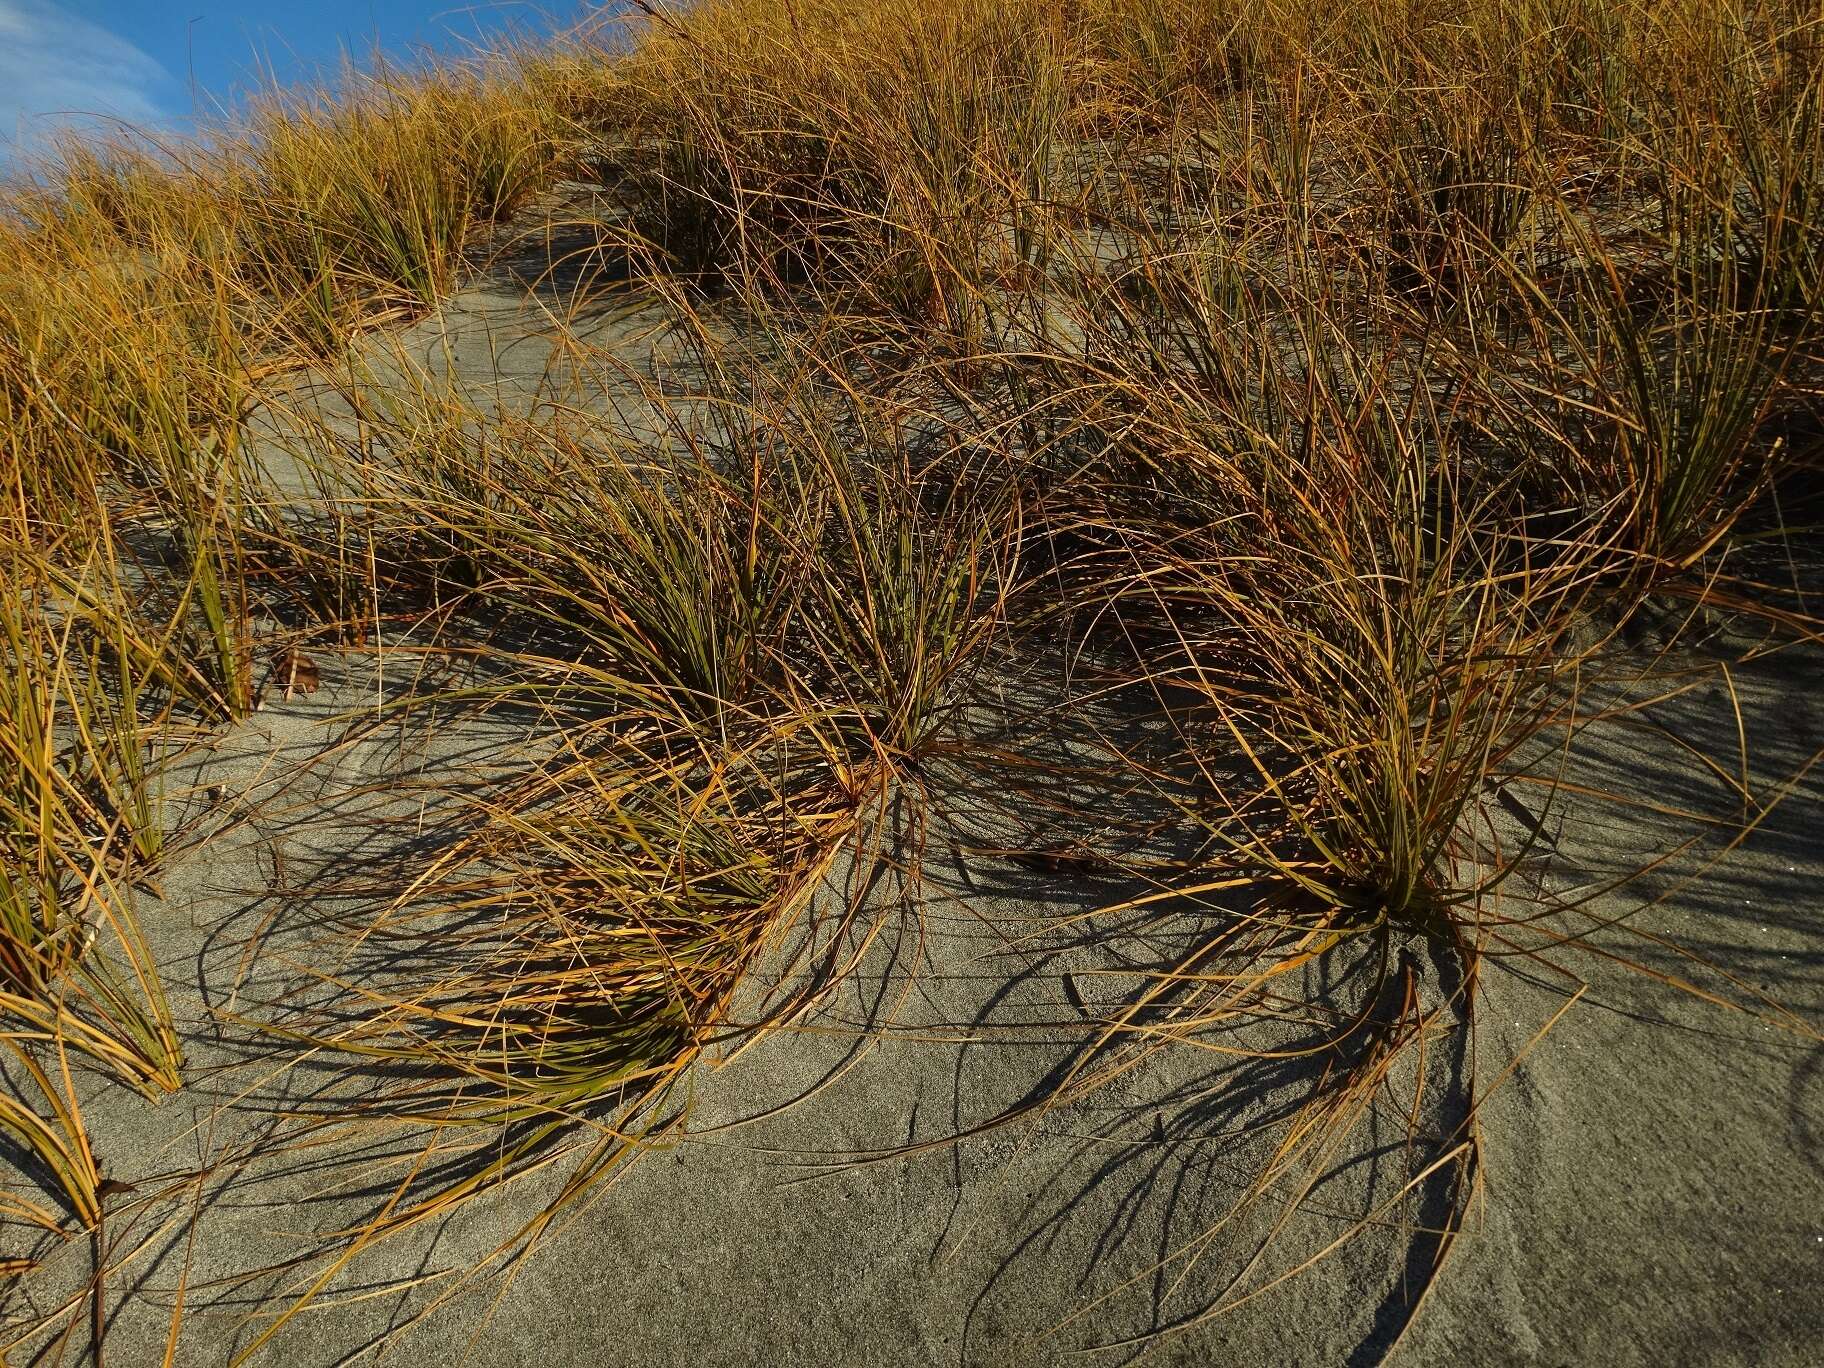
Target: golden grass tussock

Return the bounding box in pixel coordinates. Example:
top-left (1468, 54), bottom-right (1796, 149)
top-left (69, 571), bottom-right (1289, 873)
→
top-left (1, 0), bottom-right (1821, 1358)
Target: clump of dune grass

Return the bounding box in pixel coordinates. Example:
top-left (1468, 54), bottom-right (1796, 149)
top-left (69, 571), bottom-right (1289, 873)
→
top-left (0, 1034), bottom-right (104, 1272)
top-left (0, 543), bottom-right (183, 1098)
top-left (183, 285), bottom-right (1028, 1343)
top-left (217, 718), bottom-right (848, 1363)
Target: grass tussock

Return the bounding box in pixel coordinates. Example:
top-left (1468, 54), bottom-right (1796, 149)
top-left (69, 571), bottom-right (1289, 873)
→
top-left (2, 0), bottom-right (1821, 1357)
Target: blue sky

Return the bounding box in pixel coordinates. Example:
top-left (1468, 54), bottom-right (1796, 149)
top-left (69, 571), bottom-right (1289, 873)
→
top-left (0, 2), bottom-right (589, 156)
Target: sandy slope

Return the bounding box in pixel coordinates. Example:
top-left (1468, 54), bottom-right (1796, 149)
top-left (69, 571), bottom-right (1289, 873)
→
top-left (4, 226), bottom-right (1819, 1367)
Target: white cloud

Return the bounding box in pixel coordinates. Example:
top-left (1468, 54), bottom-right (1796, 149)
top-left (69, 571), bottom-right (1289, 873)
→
top-left (0, 1), bottom-right (177, 158)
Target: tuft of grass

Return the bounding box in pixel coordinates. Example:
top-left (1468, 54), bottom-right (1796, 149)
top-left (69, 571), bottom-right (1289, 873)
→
top-left (0, 1033), bottom-right (102, 1251)
top-left (232, 60), bottom-right (562, 352)
top-left (0, 545), bottom-right (183, 1097)
top-left (1504, 155), bottom-right (1811, 579)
